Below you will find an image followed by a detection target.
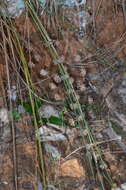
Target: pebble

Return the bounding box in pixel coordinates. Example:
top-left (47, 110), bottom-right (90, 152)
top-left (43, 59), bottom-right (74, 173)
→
top-left (40, 69), bottom-right (49, 76)
top-left (96, 133), bottom-right (103, 139)
top-left (74, 55), bottom-right (81, 62)
top-left (53, 74), bottom-right (62, 84)
top-left (76, 79), bottom-right (83, 85)
top-left (49, 83), bottom-right (57, 90)
top-left (54, 93), bottom-right (62, 101)
top-left (28, 61), bottom-right (35, 68)
top-left (0, 108), bottom-right (9, 124)
top-left (80, 69), bottom-right (86, 77)
top-left (34, 54), bottom-right (42, 62)
top-left (44, 143), bottom-right (61, 160)
top-left (88, 96), bottom-right (94, 104)
top-left (39, 104), bottom-right (59, 118)
top-left (69, 77), bottom-right (74, 84)
top-left (68, 118), bottom-right (75, 126)
top-left (0, 181), bottom-right (8, 185)
top-left (79, 84), bottom-right (86, 92)
top-left (8, 85), bottom-right (17, 101)
top-left (18, 105), bottom-right (25, 114)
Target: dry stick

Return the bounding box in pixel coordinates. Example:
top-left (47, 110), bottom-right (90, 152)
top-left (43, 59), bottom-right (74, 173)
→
top-left (26, 2), bottom-right (113, 188)
top-left (25, 11), bottom-right (41, 184)
top-left (92, 0), bottom-right (96, 37)
top-left (95, 0), bottom-right (104, 19)
top-left (1, 21), bottom-right (18, 190)
top-left (122, 0), bottom-right (126, 27)
top-left (62, 137), bottom-right (121, 162)
top-left (0, 44), bottom-right (62, 105)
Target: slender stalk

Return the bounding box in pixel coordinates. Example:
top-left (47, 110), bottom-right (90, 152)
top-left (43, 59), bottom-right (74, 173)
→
top-left (25, 1), bottom-right (113, 188)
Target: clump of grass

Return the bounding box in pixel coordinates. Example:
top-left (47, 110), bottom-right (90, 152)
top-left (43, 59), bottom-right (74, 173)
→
top-left (0, 1), bottom-right (114, 189)
top-left (0, 16), bottom-right (47, 189)
top-left (25, 1), bottom-right (113, 189)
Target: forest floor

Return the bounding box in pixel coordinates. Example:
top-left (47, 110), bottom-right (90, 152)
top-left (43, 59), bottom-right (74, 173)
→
top-left (0, 0), bottom-right (126, 190)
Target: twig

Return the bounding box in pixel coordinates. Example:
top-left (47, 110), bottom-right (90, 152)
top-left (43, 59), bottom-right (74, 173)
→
top-left (122, 0), bottom-right (126, 27)
top-left (1, 21), bottom-right (18, 190)
top-left (62, 137), bottom-right (120, 162)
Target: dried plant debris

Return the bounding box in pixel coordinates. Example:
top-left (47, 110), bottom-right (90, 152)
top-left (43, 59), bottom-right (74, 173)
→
top-left (1, 0), bottom-right (126, 189)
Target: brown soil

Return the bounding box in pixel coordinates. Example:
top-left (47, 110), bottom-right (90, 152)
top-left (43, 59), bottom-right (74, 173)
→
top-left (0, 0), bottom-right (126, 190)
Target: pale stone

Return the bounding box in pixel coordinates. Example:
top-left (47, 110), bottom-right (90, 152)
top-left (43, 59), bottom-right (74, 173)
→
top-left (49, 83), bottom-right (57, 90)
top-left (80, 69), bottom-right (86, 77)
top-left (39, 105), bottom-right (59, 118)
top-left (0, 108), bottom-right (9, 124)
top-left (40, 69), bottom-right (49, 76)
top-left (53, 74), bottom-right (62, 84)
top-left (88, 96), bottom-right (94, 104)
top-left (54, 93), bottom-right (62, 101)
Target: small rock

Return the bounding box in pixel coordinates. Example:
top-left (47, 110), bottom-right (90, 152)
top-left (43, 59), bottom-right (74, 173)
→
top-left (96, 133), bottom-right (103, 139)
top-left (80, 69), bottom-right (86, 77)
top-left (88, 96), bottom-right (94, 104)
top-left (0, 181), bottom-right (8, 185)
top-left (28, 61), bottom-right (35, 68)
top-left (59, 159), bottom-right (85, 178)
top-left (18, 105), bottom-right (25, 114)
top-left (53, 74), bottom-right (62, 84)
top-left (8, 86), bottom-right (17, 101)
top-left (79, 84), bottom-right (86, 92)
top-left (83, 129), bottom-right (88, 136)
top-left (40, 69), bottom-right (49, 76)
top-left (49, 83), bottom-right (57, 90)
top-left (76, 79), bottom-right (86, 91)
top-left (44, 143), bottom-right (61, 160)
top-left (0, 108), bottom-right (9, 124)
top-left (34, 53), bottom-right (42, 62)
top-left (69, 77), bottom-right (74, 84)
top-left (54, 93), bottom-right (62, 101)
top-left (70, 103), bottom-right (78, 110)
top-left (55, 40), bottom-right (60, 47)
top-left (74, 55), bottom-right (81, 62)
top-left (68, 118), bottom-right (75, 126)
top-left (37, 125), bottom-right (67, 142)
top-left (39, 104), bottom-right (59, 118)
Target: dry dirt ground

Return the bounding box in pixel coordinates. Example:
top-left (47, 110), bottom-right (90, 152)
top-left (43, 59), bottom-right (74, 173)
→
top-left (0, 0), bottom-right (126, 190)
